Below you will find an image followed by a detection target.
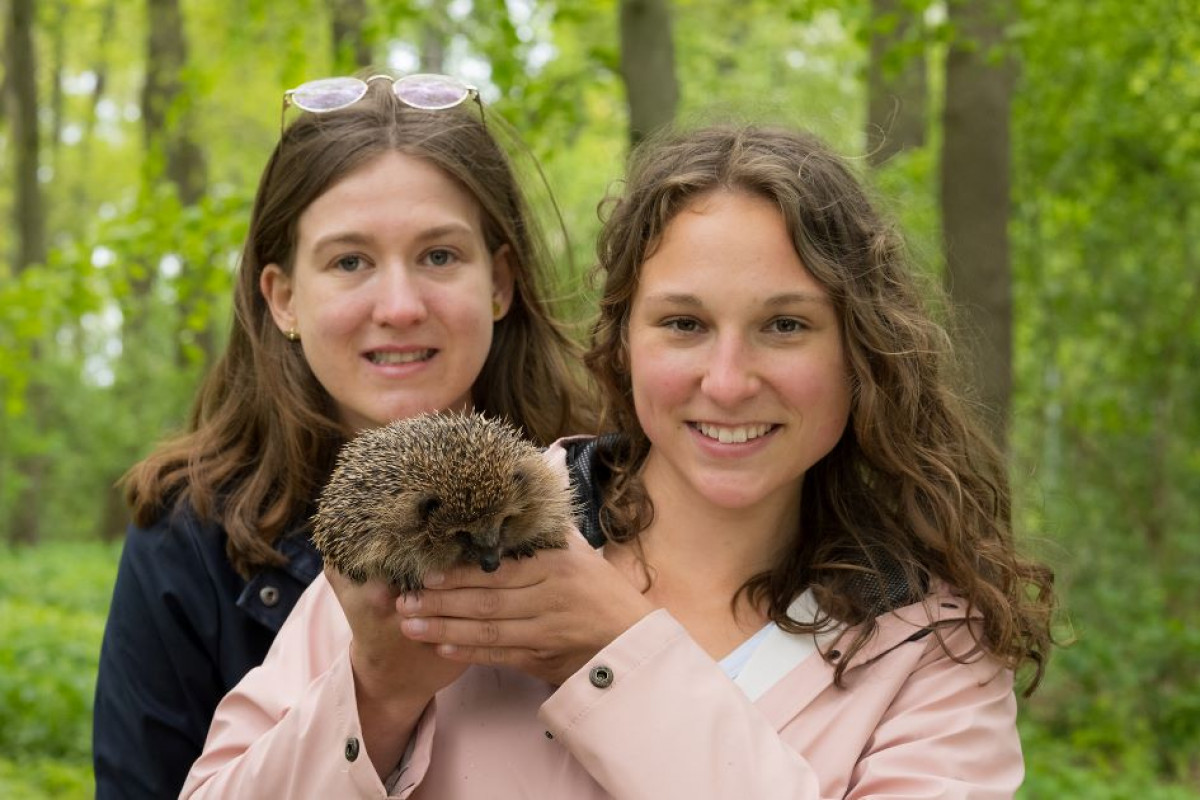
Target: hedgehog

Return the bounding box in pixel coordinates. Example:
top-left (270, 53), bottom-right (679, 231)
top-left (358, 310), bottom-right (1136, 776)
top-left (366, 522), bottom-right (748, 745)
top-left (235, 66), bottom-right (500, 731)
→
top-left (312, 412), bottom-right (573, 592)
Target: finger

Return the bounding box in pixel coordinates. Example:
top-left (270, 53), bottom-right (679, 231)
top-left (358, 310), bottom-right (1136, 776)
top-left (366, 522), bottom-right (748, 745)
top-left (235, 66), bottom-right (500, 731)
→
top-left (540, 441), bottom-right (570, 487)
top-left (400, 615), bottom-right (545, 650)
top-left (399, 586), bottom-right (529, 620)
top-left (431, 643), bottom-right (525, 667)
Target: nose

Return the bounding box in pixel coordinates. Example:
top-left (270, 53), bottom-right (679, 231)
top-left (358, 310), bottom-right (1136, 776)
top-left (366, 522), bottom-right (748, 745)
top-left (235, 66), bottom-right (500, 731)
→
top-left (373, 264), bottom-right (428, 328)
top-left (700, 334), bottom-right (760, 407)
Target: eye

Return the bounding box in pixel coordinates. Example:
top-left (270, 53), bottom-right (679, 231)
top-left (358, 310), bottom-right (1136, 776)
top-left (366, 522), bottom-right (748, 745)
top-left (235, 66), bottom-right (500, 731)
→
top-left (424, 248), bottom-right (458, 268)
top-left (663, 316), bottom-right (702, 334)
top-left (768, 317), bottom-right (807, 334)
top-left (334, 254), bottom-right (366, 272)
top-left (417, 496), bottom-right (442, 521)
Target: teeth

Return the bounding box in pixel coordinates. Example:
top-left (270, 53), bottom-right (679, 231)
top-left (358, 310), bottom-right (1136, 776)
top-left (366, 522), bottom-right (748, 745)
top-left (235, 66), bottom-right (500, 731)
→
top-left (695, 422), bottom-right (773, 443)
top-left (369, 350), bottom-right (432, 365)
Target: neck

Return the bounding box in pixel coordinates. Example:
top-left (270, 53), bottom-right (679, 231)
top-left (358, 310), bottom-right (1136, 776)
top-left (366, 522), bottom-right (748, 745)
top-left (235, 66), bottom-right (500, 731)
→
top-left (627, 452), bottom-right (800, 603)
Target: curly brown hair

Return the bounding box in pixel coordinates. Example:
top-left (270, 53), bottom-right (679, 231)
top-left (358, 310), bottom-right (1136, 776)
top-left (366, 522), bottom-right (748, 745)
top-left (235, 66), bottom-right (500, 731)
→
top-left (124, 77), bottom-right (594, 577)
top-left (585, 124), bottom-right (1055, 693)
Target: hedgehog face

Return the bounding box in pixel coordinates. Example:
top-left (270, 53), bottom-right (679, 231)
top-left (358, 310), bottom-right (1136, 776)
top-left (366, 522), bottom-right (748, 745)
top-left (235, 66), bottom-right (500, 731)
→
top-left (312, 412), bottom-right (574, 591)
top-left (417, 492), bottom-right (524, 573)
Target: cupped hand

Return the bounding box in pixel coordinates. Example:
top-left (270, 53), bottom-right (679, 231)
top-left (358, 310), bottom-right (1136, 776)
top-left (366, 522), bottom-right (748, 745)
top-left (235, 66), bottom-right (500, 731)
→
top-left (326, 566), bottom-right (469, 719)
top-left (394, 529), bottom-right (656, 686)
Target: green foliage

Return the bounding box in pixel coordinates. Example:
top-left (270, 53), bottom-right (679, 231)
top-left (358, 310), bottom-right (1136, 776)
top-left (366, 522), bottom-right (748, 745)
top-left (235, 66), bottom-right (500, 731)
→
top-left (0, 542), bottom-right (120, 800)
top-left (1, 0), bottom-right (1199, 794)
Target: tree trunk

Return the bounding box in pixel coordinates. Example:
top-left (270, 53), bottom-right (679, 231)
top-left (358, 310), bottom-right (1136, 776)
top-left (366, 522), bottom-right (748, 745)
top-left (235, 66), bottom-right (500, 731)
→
top-left (419, 0), bottom-right (448, 74)
top-left (618, 0), bottom-right (679, 147)
top-left (99, 479), bottom-right (131, 542)
top-left (143, 0), bottom-right (214, 367)
top-left (143, 0), bottom-right (206, 206)
top-left (330, 0), bottom-right (372, 73)
top-left (940, 0), bottom-right (1014, 445)
top-left (5, 0), bottom-right (47, 545)
top-left (866, 0), bottom-right (927, 167)
top-left (81, 0), bottom-right (118, 178)
top-left (7, 0), bottom-right (46, 273)
top-left (50, 0), bottom-right (68, 168)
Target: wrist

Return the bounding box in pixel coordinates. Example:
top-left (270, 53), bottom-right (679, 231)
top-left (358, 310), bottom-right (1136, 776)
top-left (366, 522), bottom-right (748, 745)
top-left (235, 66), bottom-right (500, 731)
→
top-left (349, 642), bottom-right (432, 779)
top-left (350, 641), bottom-right (435, 720)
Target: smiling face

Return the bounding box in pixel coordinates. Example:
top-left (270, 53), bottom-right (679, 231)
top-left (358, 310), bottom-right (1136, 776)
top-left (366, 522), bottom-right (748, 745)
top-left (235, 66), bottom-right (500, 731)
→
top-left (628, 190), bottom-right (852, 514)
top-left (261, 151), bottom-right (513, 432)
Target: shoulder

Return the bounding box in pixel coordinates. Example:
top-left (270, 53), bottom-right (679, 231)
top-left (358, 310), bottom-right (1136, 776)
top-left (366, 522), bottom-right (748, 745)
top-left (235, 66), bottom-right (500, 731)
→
top-left (119, 502), bottom-right (231, 581)
top-left (111, 503), bottom-right (243, 620)
top-left (837, 587), bottom-right (997, 677)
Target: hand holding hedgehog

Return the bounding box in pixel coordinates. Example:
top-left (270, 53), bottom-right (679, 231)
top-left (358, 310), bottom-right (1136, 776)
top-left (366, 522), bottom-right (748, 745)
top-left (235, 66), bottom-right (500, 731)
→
top-left (313, 413), bottom-right (574, 593)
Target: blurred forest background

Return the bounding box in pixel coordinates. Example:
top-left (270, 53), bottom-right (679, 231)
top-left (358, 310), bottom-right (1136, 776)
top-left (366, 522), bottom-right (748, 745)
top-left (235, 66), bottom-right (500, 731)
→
top-left (1, 0), bottom-right (1197, 797)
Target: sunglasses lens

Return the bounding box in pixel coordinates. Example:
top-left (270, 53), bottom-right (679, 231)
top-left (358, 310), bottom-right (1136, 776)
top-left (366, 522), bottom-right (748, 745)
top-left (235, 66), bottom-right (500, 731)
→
top-left (290, 77), bottom-right (368, 112)
top-left (393, 74), bottom-right (472, 110)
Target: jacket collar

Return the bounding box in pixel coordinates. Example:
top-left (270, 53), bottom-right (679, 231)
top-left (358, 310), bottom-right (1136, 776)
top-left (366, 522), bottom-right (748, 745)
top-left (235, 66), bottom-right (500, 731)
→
top-left (236, 526), bottom-right (323, 632)
top-left (751, 593), bottom-right (977, 730)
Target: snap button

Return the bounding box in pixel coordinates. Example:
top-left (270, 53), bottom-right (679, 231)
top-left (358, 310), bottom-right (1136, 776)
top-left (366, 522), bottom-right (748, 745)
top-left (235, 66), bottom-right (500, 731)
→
top-left (259, 586), bottom-right (280, 607)
top-left (589, 665), bottom-right (614, 688)
top-left (344, 736), bottom-right (360, 762)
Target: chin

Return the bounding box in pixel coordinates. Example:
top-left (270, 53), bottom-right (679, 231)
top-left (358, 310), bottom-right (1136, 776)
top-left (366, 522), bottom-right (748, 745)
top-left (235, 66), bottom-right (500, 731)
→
top-left (696, 485), bottom-right (767, 510)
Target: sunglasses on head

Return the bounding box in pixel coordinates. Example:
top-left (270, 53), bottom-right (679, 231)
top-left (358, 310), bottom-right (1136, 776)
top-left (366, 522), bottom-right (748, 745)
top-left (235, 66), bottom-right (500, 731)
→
top-left (280, 73), bottom-right (482, 133)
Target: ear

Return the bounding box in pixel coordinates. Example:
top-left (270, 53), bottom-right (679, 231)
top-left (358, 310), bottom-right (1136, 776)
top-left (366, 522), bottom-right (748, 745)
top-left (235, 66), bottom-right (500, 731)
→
top-left (490, 244), bottom-right (515, 321)
top-left (260, 263), bottom-right (297, 335)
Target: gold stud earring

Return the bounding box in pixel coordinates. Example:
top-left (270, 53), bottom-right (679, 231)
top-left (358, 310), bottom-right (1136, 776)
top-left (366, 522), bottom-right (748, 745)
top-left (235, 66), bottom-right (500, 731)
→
top-left (285, 328), bottom-right (300, 342)
top-left (492, 299), bottom-right (503, 320)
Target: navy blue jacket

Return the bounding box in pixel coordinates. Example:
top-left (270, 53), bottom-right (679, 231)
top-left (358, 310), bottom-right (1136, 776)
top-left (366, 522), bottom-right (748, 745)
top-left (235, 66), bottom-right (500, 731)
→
top-left (91, 436), bottom-right (615, 799)
top-left (92, 507), bottom-right (321, 799)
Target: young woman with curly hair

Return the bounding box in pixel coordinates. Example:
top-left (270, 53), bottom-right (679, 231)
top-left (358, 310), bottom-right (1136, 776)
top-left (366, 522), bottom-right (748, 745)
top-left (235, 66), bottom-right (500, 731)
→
top-left (184, 123), bottom-right (1055, 799)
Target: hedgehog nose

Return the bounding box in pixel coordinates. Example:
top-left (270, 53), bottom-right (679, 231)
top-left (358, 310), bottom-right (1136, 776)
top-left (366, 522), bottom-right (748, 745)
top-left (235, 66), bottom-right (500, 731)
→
top-left (479, 549), bottom-right (502, 573)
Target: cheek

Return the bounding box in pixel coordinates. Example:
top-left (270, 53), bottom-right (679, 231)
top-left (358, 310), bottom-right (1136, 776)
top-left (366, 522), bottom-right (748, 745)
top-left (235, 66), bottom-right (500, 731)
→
top-left (295, 283), bottom-right (363, 334)
top-left (431, 287), bottom-right (495, 352)
top-left (785, 358), bottom-right (852, 433)
top-left (629, 340), bottom-right (698, 417)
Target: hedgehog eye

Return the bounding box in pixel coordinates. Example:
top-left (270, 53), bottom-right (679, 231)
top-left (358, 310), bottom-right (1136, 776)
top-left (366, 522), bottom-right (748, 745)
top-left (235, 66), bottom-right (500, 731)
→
top-left (512, 468), bottom-right (527, 486)
top-left (417, 496), bottom-right (442, 521)
top-left (454, 530), bottom-right (474, 549)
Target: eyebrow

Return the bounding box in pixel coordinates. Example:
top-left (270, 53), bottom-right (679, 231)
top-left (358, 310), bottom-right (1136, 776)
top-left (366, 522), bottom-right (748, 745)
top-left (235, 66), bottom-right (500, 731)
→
top-left (309, 223), bottom-right (478, 254)
top-left (309, 231), bottom-right (373, 254)
top-left (412, 222), bottom-right (477, 243)
top-left (642, 291), bottom-right (831, 307)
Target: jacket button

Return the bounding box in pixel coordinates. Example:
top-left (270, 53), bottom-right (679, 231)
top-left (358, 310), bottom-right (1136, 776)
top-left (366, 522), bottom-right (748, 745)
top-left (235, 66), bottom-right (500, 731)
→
top-left (344, 736), bottom-right (360, 762)
top-left (259, 586), bottom-right (280, 607)
top-left (589, 665), bottom-right (614, 688)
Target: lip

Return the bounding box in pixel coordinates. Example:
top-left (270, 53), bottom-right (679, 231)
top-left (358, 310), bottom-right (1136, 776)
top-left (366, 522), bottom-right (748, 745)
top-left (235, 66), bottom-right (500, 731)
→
top-left (362, 346), bottom-right (437, 373)
top-left (687, 421), bottom-right (779, 454)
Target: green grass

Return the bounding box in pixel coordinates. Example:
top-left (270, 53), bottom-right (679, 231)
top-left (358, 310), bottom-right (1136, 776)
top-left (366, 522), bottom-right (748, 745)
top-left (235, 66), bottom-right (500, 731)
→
top-left (0, 541), bottom-right (120, 800)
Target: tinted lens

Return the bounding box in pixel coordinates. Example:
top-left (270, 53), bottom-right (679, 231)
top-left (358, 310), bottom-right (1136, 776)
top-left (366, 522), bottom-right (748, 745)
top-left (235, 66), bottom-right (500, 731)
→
top-left (290, 77), bottom-right (368, 112)
top-left (393, 74), bottom-right (472, 110)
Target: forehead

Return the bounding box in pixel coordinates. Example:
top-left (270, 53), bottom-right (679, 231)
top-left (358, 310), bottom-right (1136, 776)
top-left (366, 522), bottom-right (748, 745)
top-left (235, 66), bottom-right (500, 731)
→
top-left (296, 151), bottom-right (484, 246)
top-left (634, 190), bottom-right (827, 303)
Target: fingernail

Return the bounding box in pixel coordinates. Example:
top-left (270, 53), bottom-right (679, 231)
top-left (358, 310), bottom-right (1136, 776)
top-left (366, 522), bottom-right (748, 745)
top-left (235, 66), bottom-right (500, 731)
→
top-left (423, 571), bottom-right (444, 587)
top-left (402, 618), bottom-right (427, 636)
top-left (399, 594), bottom-right (421, 614)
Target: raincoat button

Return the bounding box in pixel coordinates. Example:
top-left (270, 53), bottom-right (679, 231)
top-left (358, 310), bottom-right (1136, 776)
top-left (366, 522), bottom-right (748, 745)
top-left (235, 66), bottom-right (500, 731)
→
top-left (589, 665), bottom-right (614, 688)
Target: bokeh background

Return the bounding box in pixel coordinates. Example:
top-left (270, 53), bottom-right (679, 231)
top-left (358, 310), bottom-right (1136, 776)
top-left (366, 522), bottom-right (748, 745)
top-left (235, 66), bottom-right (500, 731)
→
top-left (1, 0), bottom-right (1197, 797)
